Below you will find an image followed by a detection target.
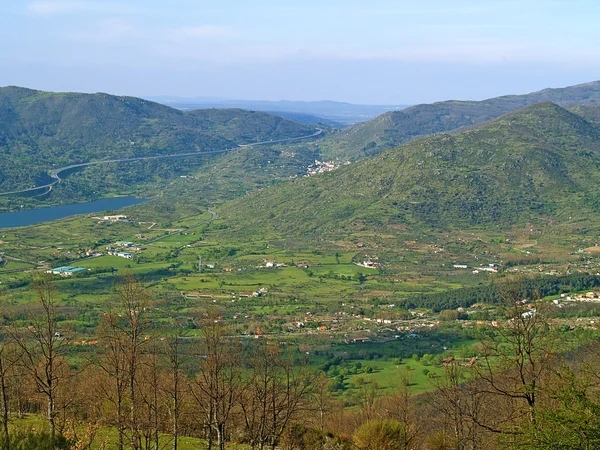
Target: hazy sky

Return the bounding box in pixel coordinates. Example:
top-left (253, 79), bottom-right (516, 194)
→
top-left (1, 0), bottom-right (599, 104)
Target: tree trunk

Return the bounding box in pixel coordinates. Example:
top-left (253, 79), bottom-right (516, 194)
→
top-left (130, 372), bottom-right (139, 450)
top-left (172, 410), bottom-right (178, 450)
top-left (48, 395), bottom-right (55, 440)
top-left (0, 359), bottom-right (9, 450)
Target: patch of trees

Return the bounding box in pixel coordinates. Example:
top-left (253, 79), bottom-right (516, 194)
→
top-left (0, 274), bottom-right (323, 450)
top-left (403, 273), bottom-right (600, 311)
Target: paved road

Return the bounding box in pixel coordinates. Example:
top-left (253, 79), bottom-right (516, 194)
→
top-left (0, 129), bottom-right (323, 197)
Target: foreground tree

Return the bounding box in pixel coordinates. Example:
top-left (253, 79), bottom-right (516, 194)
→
top-left (515, 368), bottom-right (600, 449)
top-left (163, 330), bottom-right (187, 450)
top-left (428, 362), bottom-right (475, 449)
top-left (119, 275), bottom-right (148, 450)
top-left (0, 340), bottom-right (20, 450)
top-left (192, 313), bottom-right (240, 450)
top-left (96, 312), bottom-right (130, 450)
top-left (382, 371), bottom-right (422, 450)
top-left (138, 343), bottom-right (163, 450)
top-left (95, 274), bottom-right (149, 450)
top-left (11, 274), bottom-right (69, 442)
top-left (474, 293), bottom-right (557, 434)
top-left (240, 341), bottom-right (314, 450)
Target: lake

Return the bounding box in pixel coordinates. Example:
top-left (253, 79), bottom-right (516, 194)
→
top-left (0, 197), bottom-right (146, 229)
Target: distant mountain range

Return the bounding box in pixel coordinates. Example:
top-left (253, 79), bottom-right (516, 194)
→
top-left (319, 80), bottom-right (600, 161)
top-left (219, 101), bottom-right (600, 238)
top-left (145, 97), bottom-right (409, 127)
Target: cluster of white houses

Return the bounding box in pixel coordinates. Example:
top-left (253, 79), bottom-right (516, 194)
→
top-left (306, 160), bottom-right (341, 176)
top-left (453, 263), bottom-right (499, 274)
top-left (560, 292), bottom-right (600, 303)
top-left (105, 241), bottom-right (140, 259)
top-left (107, 251), bottom-right (133, 259)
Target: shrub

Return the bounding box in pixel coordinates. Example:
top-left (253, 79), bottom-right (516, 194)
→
top-left (353, 419), bottom-right (407, 450)
top-left (0, 429), bottom-right (74, 450)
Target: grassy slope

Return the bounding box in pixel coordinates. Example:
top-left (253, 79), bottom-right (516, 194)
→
top-left (217, 102), bottom-right (600, 239)
top-left (320, 80), bottom-right (600, 160)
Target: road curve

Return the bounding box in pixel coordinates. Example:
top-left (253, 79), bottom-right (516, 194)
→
top-left (0, 129), bottom-right (323, 197)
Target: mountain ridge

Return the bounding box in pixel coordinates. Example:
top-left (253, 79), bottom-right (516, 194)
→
top-left (320, 80), bottom-right (600, 160)
top-left (217, 102), bottom-right (600, 239)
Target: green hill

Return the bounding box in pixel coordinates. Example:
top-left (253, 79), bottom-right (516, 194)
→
top-left (0, 86), bottom-right (317, 194)
top-left (217, 102), bottom-right (600, 239)
top-left (568, 103), bottom-right (600, 127)
top-left (320, 80), bottom-right (600, 160)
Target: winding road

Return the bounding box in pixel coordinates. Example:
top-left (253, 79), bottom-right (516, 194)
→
top-left (0, 128), bottom-right (323, 197)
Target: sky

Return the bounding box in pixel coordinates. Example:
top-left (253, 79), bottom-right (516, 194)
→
top-left (1, 0), bottom-right (600, 104)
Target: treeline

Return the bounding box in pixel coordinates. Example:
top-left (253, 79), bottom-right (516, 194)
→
top-left (403, 273), bottom-right (600, 311)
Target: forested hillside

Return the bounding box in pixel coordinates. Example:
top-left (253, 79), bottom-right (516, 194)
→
top-left (320, 80), bottom-right (600, 160)
top-left (0, 86), bottom-right (317, 193)
top-left (218, 102), bottom-right (600, 238)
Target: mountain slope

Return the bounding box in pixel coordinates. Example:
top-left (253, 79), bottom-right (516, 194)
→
top-left (218, 102), bottom-right (600, 238)
top-left (321, 80), bottom-right (600, 160)
top-left (568, 104), bottom-right (600, 127)
top-left (0, 86), bottom-right (317, 193)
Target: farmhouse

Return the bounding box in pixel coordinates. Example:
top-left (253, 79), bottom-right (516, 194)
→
top-left (357, 260), bottom-right (383, 269)
top-left (47, 266), bottom-right (88, 276)
top-left (115, 241), bottom-right (135, 247)
top-left (102, 215), bottom-right (129, 222)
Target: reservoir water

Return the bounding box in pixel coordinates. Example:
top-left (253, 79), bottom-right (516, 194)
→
top-left (0, 197), bottom-right (146, 229)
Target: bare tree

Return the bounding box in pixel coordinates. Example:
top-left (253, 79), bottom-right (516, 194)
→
top-left (474, 293), bottom-right (556, 433)
top-left (0, 340), bottom-right (21, 450)
top-left (308, 373), bottom-right (335, 432)
top-left (240, 341), bottom-right (314, 450)
top-left (382, 370), bottom-right (422, 450)
top-left (428, 362), bottom-right (472, 449)
top-left (192, 314), bottom-right (240, 450)
top-left (163, 330), bottom-right (187, 450)
top-left (10, 274), bottom-right (68, 442)
top-left (139, 343), bottom-right (162, 450)
top-left (118, 274), bottom-right (148, 450)
top-left (95, 274), bottom-right (149, 450)
top-left (96, 311), bottom-right (129, 450)
top-left (357, 380), bottom-right (381, 423)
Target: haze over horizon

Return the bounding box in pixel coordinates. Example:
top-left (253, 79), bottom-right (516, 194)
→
top-left (2, 0), bottom-right (600, 104)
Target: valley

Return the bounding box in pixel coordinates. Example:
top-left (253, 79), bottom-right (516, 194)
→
top-left (3, 81), bottom-right (600, 448)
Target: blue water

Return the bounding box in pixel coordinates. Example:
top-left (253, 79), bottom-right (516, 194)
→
top-left (0, 197), bottom-right (146, 229)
